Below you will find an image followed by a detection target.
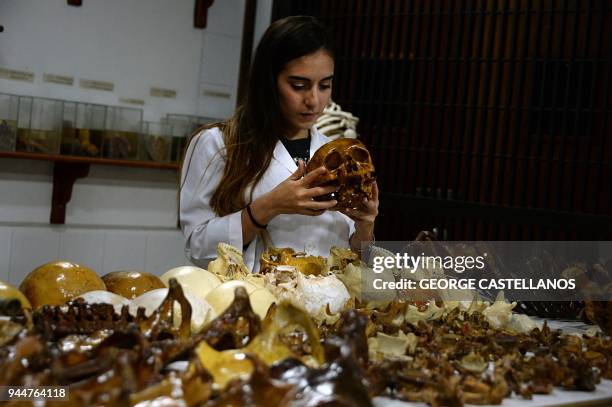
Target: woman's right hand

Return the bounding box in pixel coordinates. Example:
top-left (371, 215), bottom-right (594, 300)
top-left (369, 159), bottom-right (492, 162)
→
top-left (250, 160), bottom-right (337, 223)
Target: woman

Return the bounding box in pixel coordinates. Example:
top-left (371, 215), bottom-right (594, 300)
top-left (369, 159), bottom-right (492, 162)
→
top-left (180, 16), bottom-right (378, 272)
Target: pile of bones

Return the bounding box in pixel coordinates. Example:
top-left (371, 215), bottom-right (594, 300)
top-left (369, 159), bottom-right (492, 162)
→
top-left (0, 242), bottom-right (610, 406)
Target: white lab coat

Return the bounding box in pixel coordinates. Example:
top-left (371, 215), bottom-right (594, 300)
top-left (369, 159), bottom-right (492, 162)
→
top-left (180, 126), bottom-right (355, 272)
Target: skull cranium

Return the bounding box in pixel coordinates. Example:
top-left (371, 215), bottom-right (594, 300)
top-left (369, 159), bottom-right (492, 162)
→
top-left (306, 139), bottom-right (376, 210)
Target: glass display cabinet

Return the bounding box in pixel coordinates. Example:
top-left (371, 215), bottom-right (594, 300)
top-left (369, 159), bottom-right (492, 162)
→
top-left (168, 121), bottom-right (191, 163)
top-left (16, 96), bottom-right (63, 154)
top-left (0, 93), bottom-right (19, 152)
top-left (0, 95), bottom-right (177, 225)
top-left (103, 106), bottom-right (143, 160)
top-left (61, 102), bottom-right (107, 157)
top-left (141, 120), bottom-right (192, 163)
top-left (165, 114), bottom-right (217, 163)
top-left (141, 121), bottom-right (173, 163)
top-left (165, 114), bottom-right (216, 136)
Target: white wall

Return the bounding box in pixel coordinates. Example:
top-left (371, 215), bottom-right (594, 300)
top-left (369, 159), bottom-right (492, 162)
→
top-left (0, 0), bottom-right (246, 121)
top-left (253, 0), bottom-right (273, 54)
top-left (197, 0), bottom-right (246, 118)
top-left (0, 0), bottom-right (274, 284)
top-left (0, 224), bottom-right (186, 286)
top-left (0, 156), bottom-right (186, 284)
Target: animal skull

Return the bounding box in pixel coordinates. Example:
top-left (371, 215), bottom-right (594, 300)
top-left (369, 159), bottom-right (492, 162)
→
top-left (306, 138), bottom-right (376, 210)
top-left (260, 247), bottom-right (326, 276)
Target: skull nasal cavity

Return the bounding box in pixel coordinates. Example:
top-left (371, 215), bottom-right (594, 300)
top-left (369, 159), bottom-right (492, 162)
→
top-left (324, 151), bottom-right (343, 171)
top-left (351, 148), bottom-right (370, 162)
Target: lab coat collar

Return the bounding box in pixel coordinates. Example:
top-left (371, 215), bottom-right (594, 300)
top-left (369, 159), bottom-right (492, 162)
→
top-left (272, 139), bottom-right (297, 173)
top-left (309, 127), bottom-right (329, 154)
top-left (272, 127), bottom-right (329, 174)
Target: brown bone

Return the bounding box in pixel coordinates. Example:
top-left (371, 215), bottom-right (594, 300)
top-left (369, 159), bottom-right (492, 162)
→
top-left (306, 139), bottom-right (376, 210)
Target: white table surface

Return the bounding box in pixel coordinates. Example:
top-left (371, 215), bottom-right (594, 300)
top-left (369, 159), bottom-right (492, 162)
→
top-left (374, 379), bottom-right (612, 406)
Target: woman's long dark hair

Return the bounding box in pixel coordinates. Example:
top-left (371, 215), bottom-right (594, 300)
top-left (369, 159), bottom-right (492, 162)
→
top-left (185, 15), bottom-right (333, 217)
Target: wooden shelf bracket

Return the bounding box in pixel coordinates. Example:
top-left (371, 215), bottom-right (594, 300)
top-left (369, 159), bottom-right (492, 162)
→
top-left (50, 162), bottom-right (90, 224)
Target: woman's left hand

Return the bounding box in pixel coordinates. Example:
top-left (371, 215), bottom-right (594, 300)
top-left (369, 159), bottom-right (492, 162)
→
top-left (341, 182), bottom-right (379, 229)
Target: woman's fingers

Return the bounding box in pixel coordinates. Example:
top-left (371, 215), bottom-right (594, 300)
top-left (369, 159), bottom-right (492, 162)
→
top-left (306, 199), bottom-right (338, 211)
top-left (300, 166), bottom-right (328, 186)
top-left (342, 197), bottom-right (378, 220)
top-left (292, 199), bottom-right (337, 216)
top-left (289, 160), bottom-right (306, 180)
top-left (303, 184), bottom-right (337, 199)
top-left (343, 207), bottom-right (364, 218)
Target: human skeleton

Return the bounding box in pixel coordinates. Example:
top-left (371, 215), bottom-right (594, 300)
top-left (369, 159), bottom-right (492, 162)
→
top-left (315, 100), bottom-right (359, 140)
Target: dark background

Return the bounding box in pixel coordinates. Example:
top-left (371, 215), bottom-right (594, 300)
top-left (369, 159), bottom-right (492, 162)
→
top-left (272, 0), bottom-right (611, 241)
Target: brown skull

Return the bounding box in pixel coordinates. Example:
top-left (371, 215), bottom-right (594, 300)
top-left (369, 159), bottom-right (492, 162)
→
top-left (306, 138), bottom-right (376, 210)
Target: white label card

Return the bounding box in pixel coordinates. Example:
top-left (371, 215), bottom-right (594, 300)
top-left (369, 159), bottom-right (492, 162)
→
top-left (0, 67), bottom-right (34, 82)
top-left (43, 74), bottom-right (74, 86)
top-left (119, 97), bottom-right (145, 105)
top-left (202, 89), bottom-right (231, 99)
top-left (150, 87), bottom-right (177, 98)
top-left (80, 79), bottom-right (114, 91)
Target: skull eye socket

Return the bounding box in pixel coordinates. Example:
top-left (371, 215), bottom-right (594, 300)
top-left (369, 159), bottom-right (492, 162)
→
top-left (324, 150), bottom-right (343, 171)
top-left (351, 147), bottom-right (370, 163)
